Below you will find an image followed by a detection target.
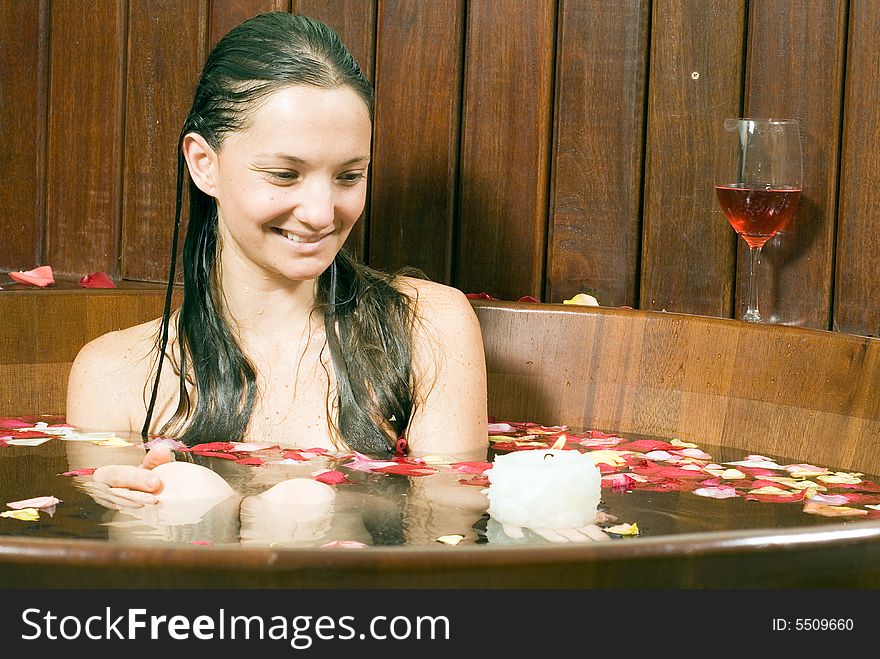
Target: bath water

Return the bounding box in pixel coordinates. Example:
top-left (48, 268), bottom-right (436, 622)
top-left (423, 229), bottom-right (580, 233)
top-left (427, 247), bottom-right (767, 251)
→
top-left (1, 418), bottom-right (878, 548)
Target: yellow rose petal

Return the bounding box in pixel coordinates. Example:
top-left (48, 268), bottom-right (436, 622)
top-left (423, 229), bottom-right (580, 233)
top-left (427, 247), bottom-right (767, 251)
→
top-left (563, 293), bottom-right (599, 306)
top-left (90, 436), bottom-right (134, 447)
top-left (436, 534), bottom-right (465, 546)
top-left (817, 472), bottom-right (862, 485)
top-left (1, 508), bottom-right (40, 521)
top-left (586, 450), bottom-right (628, 467)
top-left (747, 486), bottom-right (791, 496)
top-left (670, 438), bottom-right (699, 449)
top-left (603, 522), bottom-right (639, 536)
top-left (719, 468), bottom-right (745, 480)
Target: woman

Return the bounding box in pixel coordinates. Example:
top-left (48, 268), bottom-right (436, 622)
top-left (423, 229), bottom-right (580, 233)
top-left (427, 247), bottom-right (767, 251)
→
top-left (66, 12), bottom-right (488, 501)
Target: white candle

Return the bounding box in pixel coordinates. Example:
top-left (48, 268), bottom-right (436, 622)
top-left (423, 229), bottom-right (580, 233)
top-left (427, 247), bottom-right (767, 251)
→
top-left (486, 449), bottom-right (601, 529)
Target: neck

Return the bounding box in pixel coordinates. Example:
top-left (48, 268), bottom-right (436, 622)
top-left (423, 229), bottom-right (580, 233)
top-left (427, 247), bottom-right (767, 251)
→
top-left (216, 265), bottom-right (322, 344)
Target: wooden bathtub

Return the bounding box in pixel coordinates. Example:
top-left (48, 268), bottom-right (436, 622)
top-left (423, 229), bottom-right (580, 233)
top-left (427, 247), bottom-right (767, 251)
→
top-left (2, 288), bottom-right (880, 588)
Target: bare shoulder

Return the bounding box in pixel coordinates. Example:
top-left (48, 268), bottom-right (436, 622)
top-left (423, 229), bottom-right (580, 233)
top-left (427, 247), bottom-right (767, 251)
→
top-left (71, 319), bottom-right (161, 377)
top-left (66, 318), bottom-right (163, 431)
top-left (395, 276), bottom-right (478, 329)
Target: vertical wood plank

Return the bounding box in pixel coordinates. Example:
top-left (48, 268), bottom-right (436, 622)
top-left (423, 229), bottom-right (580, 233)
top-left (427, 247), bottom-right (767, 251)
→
top-left (0, 0), bottom-right (48, 273)
top-left (743, 0), bottom-right (847, 328)
top-left (210, 0), bottom-right (289, 47)
top-left (456, 0), bottom-right (556, 299)
top-left (122, 0), bottom-right (208, 282)
top-left (834, 0), bottom-right (880, 337)
top-left (297, 0), bottom-right (376, 263)
top-left (547, 0), bottom-right (649, 306)
top-left (369, 0), bottom-right (463, 282)
top-left (640, 0), bottom-right (746, 316)
top-left (45, 0), bottom-right (127, 278)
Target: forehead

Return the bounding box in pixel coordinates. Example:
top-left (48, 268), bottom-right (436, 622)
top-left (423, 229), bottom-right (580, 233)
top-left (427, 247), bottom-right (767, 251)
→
top-left (224, 85), bottom-right (372, 156)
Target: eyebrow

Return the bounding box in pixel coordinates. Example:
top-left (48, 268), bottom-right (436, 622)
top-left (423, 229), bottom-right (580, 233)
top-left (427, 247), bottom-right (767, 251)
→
top-left (254, 153), bottom-right (371, 166)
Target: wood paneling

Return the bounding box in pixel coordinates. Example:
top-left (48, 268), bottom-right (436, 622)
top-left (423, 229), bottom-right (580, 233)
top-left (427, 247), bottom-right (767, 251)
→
top-left (122, 0), bottom-right (208, 282)
top-left (743, 0), bottom-right (847, 328)
top-left (641, 0), bottom-right (746, 316)
top-left (456, 0), bottom-right (556, 299)
top-left (834, 0), bottom-right (880, 337)
top-left (0, 0), bottom-right (48, 273)
top-left (45, 0), bottom-right (127, 278)
top-left (547, 0), bottom-right (649, 306)
top-left (370, 0), bottom-right (463, 280)
top-left (4, 0), bottom-right (880, 336)
top-left (210, 0), bottom-right (289, 46)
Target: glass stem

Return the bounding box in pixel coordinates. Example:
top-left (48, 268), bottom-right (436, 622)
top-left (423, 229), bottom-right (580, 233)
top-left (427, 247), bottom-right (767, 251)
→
top-left (744, 246), bottom-right (762, 322)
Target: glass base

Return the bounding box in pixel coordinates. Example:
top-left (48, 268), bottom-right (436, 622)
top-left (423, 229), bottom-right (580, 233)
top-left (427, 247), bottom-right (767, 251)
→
top-left (742, 309), bottom-right (761, 323)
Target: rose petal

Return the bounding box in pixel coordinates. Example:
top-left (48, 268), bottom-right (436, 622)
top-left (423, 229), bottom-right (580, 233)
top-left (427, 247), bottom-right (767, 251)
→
top-left (78, 271), bottom-right (116, 288)
top-left (312, 469), bottom-right (349, 485)
top-left (693, 486), bottom-right (739, 499)
top-left (8, 265), bottom-right (54, 287)
top-left (0, 508), bottom-right (40, 521)
top-left (7, 495), bottom-right (61, 510)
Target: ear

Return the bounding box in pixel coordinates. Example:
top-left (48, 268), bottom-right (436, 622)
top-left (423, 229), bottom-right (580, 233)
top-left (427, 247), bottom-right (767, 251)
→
top-left (182, 133), bottom-right (219, 196)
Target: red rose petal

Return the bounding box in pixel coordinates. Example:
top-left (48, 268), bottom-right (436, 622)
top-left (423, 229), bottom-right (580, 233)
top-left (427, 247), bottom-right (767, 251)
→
top-left (459, 475), bottom-right (489, 487)
top-left (234, 457), bottom-right (264, 466)
top-left (615, 439), bottom-right (678, 453)
top-left (193, 451), bottom-right (238, 460)
top-left (313, 470), bottom-right (349, 485)
top-left (281, 450), bottom-right (312, 462)
top-left (61, 468), bottom-right (96, 476)
top-left (190, 442), bottom-right (235, 452)
top-left (79, 271), bottom-right (117, 288)
top-left (0, 418), bottom-right (33, 429)
top-left (8, 265), bottom-right (54, 287)
top-left (9, 430), bottom-right (52, 439)
top-left (375, 463), bottom-right (438, 476)
top-left (452, 461), bottom-right (492, 474)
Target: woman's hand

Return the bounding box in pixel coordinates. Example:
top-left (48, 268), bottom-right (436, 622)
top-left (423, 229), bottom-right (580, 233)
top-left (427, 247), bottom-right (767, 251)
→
top-left (81, 445), bottom-right (175, 510)
top-left (494, 511), bottom-right (616, 544)
top-left (500, 522), bottom-right (609, 543)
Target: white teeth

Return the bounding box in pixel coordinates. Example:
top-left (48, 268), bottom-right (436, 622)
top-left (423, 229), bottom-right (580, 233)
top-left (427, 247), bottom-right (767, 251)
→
top-left (277, 228), bottom-right (325, 244)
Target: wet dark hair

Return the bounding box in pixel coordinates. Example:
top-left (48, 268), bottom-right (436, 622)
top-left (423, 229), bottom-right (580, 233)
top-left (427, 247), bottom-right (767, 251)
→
top-left (141, 12), bottom-right (417, 457)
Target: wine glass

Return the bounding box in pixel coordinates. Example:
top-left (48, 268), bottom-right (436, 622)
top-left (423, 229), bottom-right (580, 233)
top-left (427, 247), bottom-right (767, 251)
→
top-left (715, 118), bottom-right (802, 322)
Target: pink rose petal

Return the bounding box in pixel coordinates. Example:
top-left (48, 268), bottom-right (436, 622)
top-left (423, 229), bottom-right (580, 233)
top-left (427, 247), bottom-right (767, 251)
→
top-left (321, 540), bottom-right (368, 548)
top-left (693, 486), bottom-right (739, 499)
top-left (8, 265), bottom-right (54, 287)
top-left (7, 495), bottom-right (61, 510)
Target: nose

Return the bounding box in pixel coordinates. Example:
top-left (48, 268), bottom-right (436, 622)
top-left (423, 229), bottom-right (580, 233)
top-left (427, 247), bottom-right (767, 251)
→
top-left (293, 176), bottom-right (335, 229)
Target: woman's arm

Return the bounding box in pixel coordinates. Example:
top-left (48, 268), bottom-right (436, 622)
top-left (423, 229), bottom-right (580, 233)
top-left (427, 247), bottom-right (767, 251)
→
top-left (402, 280), bottom-right (489, 460)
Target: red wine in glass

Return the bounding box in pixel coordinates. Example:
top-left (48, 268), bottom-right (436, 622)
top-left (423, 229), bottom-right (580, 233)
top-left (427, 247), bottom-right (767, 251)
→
top-left (715, 118), bottom-right (803, 322)
top-left (715, 185), bottom-right (801, 249)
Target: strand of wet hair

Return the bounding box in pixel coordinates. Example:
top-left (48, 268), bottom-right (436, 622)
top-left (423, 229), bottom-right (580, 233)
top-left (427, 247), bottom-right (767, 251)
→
top-left (141, 149), bottom-right (185, 439)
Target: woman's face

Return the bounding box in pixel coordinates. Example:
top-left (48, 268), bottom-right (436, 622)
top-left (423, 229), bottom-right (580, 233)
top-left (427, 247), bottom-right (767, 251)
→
top-left (210, 85), bottom-right (371, 284)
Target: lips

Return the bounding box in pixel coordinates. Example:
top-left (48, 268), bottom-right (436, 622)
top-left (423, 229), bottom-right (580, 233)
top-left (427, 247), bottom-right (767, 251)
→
top-left (272, 227), bottom-right (327, 244)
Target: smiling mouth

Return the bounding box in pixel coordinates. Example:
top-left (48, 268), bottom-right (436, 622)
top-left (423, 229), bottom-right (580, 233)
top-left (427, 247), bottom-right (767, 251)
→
top-left (272, 228), bottom-right (327, 244)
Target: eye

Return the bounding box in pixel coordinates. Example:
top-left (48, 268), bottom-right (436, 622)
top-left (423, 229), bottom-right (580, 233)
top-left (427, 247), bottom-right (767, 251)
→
top-left (337, 171), bottom-right (366, 186)
top-left (264, 170), bottom-right (299, 183)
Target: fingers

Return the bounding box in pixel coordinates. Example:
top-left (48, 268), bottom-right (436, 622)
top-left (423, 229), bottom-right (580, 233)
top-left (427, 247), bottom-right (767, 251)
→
top-left (93, 464), bottom-right (162, 493)
top-left (533, 528), bottom-right (569, 543)
top-left (577, 524), bottom-right (611, 542)
top-left (80, 481), bottom-right (158, 510)
top-left (141, 445), bottom-right (175, 470)
top-left (532, 524), bottom-right (610, 543)
top-left (501, 523), bottom-right (525, 539)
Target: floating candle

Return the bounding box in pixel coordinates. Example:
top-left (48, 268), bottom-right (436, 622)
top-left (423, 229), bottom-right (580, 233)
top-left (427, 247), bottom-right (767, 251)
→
top-left (486, 448), bottom-right (602, 530)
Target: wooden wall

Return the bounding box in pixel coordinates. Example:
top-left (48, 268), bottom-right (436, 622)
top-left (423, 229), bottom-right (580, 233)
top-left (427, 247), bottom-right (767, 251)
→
top-left (2, 0), bottom-right (879, 336)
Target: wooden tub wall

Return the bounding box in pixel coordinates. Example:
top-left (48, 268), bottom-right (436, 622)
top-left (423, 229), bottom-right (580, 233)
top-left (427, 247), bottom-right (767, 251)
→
top-left (2, 290), bottom-right (880, 474)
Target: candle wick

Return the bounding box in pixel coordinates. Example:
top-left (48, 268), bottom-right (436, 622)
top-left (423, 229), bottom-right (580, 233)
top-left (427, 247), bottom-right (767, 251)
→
top-left (543, 453), bottom-right (554, 460)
